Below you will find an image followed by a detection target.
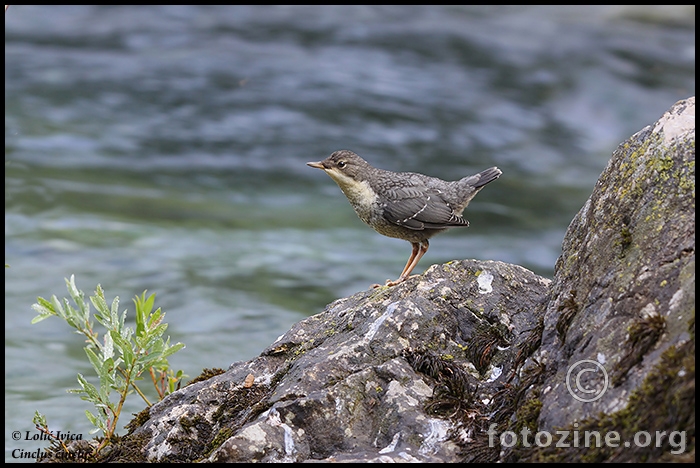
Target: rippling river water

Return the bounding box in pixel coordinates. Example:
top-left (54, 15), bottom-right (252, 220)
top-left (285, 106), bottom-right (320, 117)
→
top-left (4, 5), bottom-right (695, 461)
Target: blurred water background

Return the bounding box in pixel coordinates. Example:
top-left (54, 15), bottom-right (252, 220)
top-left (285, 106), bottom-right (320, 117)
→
top-left (4, 5), bottom-right (695, 462)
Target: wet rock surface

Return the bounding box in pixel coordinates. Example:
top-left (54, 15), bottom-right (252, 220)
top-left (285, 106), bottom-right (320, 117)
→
top-left (132, 260), bottom-right (550, 462)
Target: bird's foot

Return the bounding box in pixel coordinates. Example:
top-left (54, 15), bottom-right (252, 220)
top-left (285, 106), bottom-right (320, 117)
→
top-left (383, 278), bottom-right (405, 287)
top-left (371, 274), bottom-right (419, 289)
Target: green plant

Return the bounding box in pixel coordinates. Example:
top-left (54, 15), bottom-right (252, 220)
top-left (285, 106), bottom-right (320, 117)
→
top-left (31, 275), bottom-right (186, 454)
top-left (32, 411), bottom-right (70, 454)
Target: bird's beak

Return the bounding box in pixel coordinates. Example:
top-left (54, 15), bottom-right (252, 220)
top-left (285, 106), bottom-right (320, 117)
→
top-left (306, 161), bottom-right (325, 170)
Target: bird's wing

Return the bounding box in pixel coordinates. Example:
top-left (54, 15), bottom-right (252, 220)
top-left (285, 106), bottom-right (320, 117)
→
top-left (382, 186), bottom-right (469, 230)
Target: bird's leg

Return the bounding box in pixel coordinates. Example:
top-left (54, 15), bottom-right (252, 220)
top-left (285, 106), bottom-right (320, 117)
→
top-left (372, 242), bottom-right (421, 289)
top-left (373, 241), bottom-right (429, 288)
top-left (398, 240), bottom-right (429, 281)
top-left (400, 242), bottom-right (422, 279)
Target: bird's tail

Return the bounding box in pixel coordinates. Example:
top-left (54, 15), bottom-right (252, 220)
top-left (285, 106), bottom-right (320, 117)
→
top-left (461, 166), bottom-right (502, 189)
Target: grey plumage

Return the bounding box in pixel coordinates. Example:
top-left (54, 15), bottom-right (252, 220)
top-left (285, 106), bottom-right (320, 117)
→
top-left (307, 150), bottom-right (501, 287)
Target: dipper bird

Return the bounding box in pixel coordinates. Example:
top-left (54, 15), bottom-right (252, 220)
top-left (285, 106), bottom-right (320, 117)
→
top-left (307, 150), bottom-right (501, 288)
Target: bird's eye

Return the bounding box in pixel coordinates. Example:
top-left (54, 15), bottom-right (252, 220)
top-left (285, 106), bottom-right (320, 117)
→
top-left (338, 161), bottom-right (347, 169)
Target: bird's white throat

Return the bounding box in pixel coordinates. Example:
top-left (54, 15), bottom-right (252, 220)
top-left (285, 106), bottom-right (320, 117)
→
top-left (325, 169), bottom-right (377, 215)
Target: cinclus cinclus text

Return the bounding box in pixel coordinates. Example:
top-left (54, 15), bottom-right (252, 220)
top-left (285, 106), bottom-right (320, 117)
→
top-left (307, 150), bottom-right (502, 288)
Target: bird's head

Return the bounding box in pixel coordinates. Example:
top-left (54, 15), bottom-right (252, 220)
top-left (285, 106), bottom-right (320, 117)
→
top-left (307, 150), bottom-right (373, 185)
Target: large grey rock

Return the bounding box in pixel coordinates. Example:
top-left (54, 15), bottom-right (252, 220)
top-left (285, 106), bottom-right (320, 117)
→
top-left (130, 260), bottom-right (550, 463)
top-left (89, 97), bottom-right (695, 463)
top-left (526, 96), bottom-right (695, 462)
top-left (537, 95), bottom-right (695, 431)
